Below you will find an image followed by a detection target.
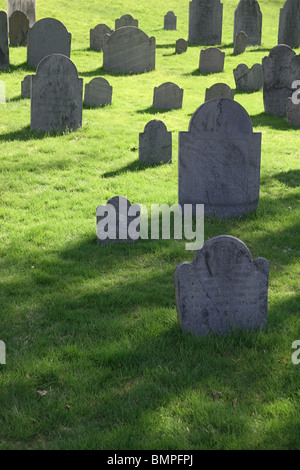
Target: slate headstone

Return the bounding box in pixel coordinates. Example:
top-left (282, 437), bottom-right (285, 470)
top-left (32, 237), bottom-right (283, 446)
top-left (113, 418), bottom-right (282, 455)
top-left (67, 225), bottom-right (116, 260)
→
top-left (164, 11), bottom-right (177, 30)
top-left (205, 83), bottom-right (235, 101)
top-left (233, 31), bottom-right (248, 55)
top-left (234, 0), bottom-right (262, 46)
top-left (21, 74), bottom-right (33, 98)
top-left (115, 14), bottom-right (138, 30)
top-left (84, 77), bottom-right (112, 107)
top-left (7, 0), bottom-right (35, 28)
top-left (9, 10), bottom-right (29, 46)
top-left (139, 120), bottom-right (172, 165)
top-left (188, 0), bottom-right (223, 45)
top-left (286, 97), bottom-right (300, 126)
top-left (199, 47), bottom-right (225, 73)
top-left (175, 38), bottom-right (188, 54)
top-left (90, 24), bottom-right (113, 52)
top-left (233, 63), bottom-right (263, 90)
top-left (153, 82), bottom-right (183, 110)
top-left (0, 11), bottom-right (9, 70)
top-left (278, 0), bottom-right (300, 48)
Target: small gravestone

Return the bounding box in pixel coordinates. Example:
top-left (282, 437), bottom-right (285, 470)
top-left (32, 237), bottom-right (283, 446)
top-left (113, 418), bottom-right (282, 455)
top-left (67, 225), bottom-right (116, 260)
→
top-left (9, 10), bottom-right (29, 46)
top-left (115, 14), bottom-right (138, 30)
top-left (103, 26), bottom-right (155, 74)
top-left (199, 47), bottom-right (225, 73)
top-left (234, 0), bottom-right (262, 46)
top-left (233, 31), bottom-right (247, 55)
top-left (188, 0), bottom-right (223, 45)
top-left (31, 54), bottom-right (83, 132)
top-left (233, 63), bottom-right (263, 91)
top-left (139, 120), bottom-right (172, 165)
top-left (0, 80), bottom-right (5, 104)
top-left (205, 83), bottom-right (235, 101)
top-left (27, 18), bottom-right (72, 68)
top-left (262, 44), bottom-right (300, 117)
top-left (174, 235), bottom-right (269, 336)
top-left (153, 82), bottom-right (183, 110)
top-left (7, 0), bottom-right (36, 28)
top-left (0, 11), bottom-right (9, 70)
top-left (175, 38), bottom-right (188, 54)
top-left (96, 196), bottom-right (140, 245)
top-left (278, 0), bottom-right (300, 48)
top-left (164, 11), bottom-right (177, 30)
top-left (21, 74), bottom-right (33, 98)
top-left (84, 77), bottom-right (112, 107)
top-left (178, 98), bottom-right (262, 218)
top-left (90, 24), bottom-right (113, 52)
top-left (286, 97), bottom-right (300, 126)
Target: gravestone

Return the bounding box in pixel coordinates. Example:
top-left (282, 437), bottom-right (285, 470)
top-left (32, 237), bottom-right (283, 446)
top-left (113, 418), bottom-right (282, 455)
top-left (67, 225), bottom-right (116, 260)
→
top-left (286, 97), bottom-right (300, 126)
top-left (9, 10), bottom-right (29, 46)
top-left (103, 26), bottom-right (155, 74)
top-left (21, 74), bottom-right (33, 98)
top-left (84, 77), bottom-right (112, 107)
top-left (205, 83), bottom-right (235, 101)
top-left (153, 82), bottom-right (183, 110)
top-left (174, 235), bottom-right (269, 336)
top-left (90, 24), bottom-right (113, 51)
top-left (233, 0), bottom-right (262, 46)
top-left (178, 98), bottom-right (262, 218)
top-left (188, 0), bottom-right (223, 45)
top-left (139, 120), bottom-right (172, 165)
top-left (175, 38), bottom-right (188, 54)
top-left (233, 31), bottom-right (248, 55)
top-left (0, 11), bottom-right (9, 70)
top-left (96, 196), bottom-right (140, 245)
top-left (233, 63), bottom-right (263, 90)
top-left (7, 0), bottom-right (35, 28)
top-left (278, 0), bottom-right (300, 48)
top-left (115, 14), bottom-right (138, 30)
top-left (164, 11), bottom-right (177, 30)
top-left (31, 54), bottom-right (83, 132)
top-left (27, 18), bottom-right (72, 68)
top-left (0, 80), bottom-right (5, 104)
top-left (262, 45), bottom-right (300, 116)
top-left (199, 47), bottom-right (225, 73)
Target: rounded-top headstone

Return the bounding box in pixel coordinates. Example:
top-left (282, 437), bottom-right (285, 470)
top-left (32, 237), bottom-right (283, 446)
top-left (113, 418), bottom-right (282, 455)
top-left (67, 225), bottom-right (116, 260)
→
top-left (9, 10), bottom-right (29, 46)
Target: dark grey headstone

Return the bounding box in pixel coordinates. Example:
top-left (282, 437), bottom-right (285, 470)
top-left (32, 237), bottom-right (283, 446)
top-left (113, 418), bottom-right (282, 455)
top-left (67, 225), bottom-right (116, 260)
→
top-left (175, 235), bottom-right (269, 336)
top-left (188, 0), bottom-right (223, 45)
top-left (175, 38), bottom-right (188, 54)
top-left (90, 24), bottom-right (113, 51)
top-left (199, 47), bottom-right (225, 73)
top-left (233, 31), bottom-right (248, 55)
top-left (139, 120), bottom-right (172, 165)
top-left (21, 74), bottom-right (33, 98)
top-left (286, 97), bottom-right (300, 126)
top-left (164, 11), bottom-right (177, 30)
top-left (178, 98), bottom-right (262, 218)
top-left (153, 82), bottom-right (183, 110)
top-left (115, 14), bottom-right (138, 30)
top-left (233, 63), bottom-right (263, 90)
top-left (9, 10), bottom-right (29, 46)
top-left (0, 11), bottom-right (9, 70)
top-left (7, 0), bottom-right (35, 28)
top-left (84, 77), bottom-right (112, 107)
top-left (278, 0), bottom-right (300, 48)
top-left (205, 83), bottom-right (235, 101)
top-left (234, 0), bottom-right (262, 46)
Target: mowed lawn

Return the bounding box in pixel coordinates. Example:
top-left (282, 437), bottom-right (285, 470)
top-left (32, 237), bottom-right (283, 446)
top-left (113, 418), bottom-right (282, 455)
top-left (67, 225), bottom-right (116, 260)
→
top-left (0, 0), bottom-right (300, 450)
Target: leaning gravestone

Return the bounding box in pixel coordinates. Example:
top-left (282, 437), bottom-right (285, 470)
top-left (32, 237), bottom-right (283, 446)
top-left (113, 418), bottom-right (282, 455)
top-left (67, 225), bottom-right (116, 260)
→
top-left (115, 14), bottom-right (138, 30)
top-left (233, 63), bottom-right (263, 90)
top-left (233, 31), bottom-right (248, 55)
top-left (139, 120), bottom-right (172, 165)
top-left (178, 98), bottom-right (262, 218)
top-left (7, 0), bottom-right (35, 28)
top-left (103, 27), bottom-right (155, 74)
top-left (262, 44), bottom-right (300, 116)
top-left (90, 24), bottom-right (113, 51)
top-left (164, 11), bottom-right (177, 30)
top-left (175, 38), bottom-right (188, 54)
top-left (199, 47), bottom-right (225, 73)
top-left (21, 74), bottom-right (33, 98)
top-left (174, 235), bottom-right (269, 336)
top-left (84, 77), bottom-right (112, 107)
top-left (286, 97), bottom-right (300, 126)
top-left (27, 18), bottom-right (72, 68)
top-left (278, 0), bottom-right (300, 48)
top-left (233, 0), bottom-right (262, 46)
top-left (188, 0), bottom-right (223, 45)
top-left (9, 10), bottom-right (29, 46)
top-left (31, 54), bottom-right (83, 132)
top-left (153, 82), bottom-right (183, 110)
top-left (0, 11), bottom-right (9, 70)
top-left (205, 83), bottom-right (235, 101)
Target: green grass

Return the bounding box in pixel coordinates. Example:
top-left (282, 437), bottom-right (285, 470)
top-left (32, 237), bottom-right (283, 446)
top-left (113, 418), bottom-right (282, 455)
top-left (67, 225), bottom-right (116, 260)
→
top-left (0, 0), bottom-right (300, 450)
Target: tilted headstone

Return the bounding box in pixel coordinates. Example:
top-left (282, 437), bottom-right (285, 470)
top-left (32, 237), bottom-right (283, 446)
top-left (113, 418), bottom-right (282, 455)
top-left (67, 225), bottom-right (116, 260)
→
top-left (90, 24), bottom-right (113, 52)
top-left (9, 10), bottom-right (29, 46)
top-left (178, 98), bottom-right (262, 218)
top-left (175, 38), bottom-right (188, 54)
top-left (199, 47), bottom-right (225, 73)
top-left (286, 97), bottom-right (300, 126)
top-left (31, 54), bottom-right (83, 132)
top-left (164, 11), bottom-right (177, 30)
top-left (0, 11), bottom-right (9, 70)
top-left (0, 80), bottom-right (5, 104)
top-left (262, 44), bottom-right (300, 116)
top-left (84, 77), bottom-right (112, 107)
top-left (188, 0), bottom-right (223, 45)
top-left (205, 83), bottom-right (235, 101)
top-left (103, 27), bottom-right (155, 74)
top-left (27, 18), bottom-right (72, 68)
top-left (174, 235), bottom-right (269, 336)
top-left (115, 14), bottom-right (138, 30)
top-left (153, 82), bottom-right (183, 110)
top-left (233, 63), bottom-right (263, 90)
top-left (233, 31), bottom-right (248, 55)
top-left (233, 0), bottom-right (262, 46)
top-left (278, 0), bottom-right (300, 48)
top-left (21, 74), bottom-right (33, 98)
top-left (139, 120), bottom-right (172, 165)
top-left (7, 0), bottom-right (35, 28)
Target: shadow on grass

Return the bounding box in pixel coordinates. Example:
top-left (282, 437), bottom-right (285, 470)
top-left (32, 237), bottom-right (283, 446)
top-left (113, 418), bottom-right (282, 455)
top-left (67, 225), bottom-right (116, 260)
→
top-left (102, 159), bottom-right (156, 178)
top-left (156, 43), bottom-right (176, 49)
top-left (136, 106), bottom-right (175, 115)
top-left (0, 125), bottom-right (76, 142)
top-left (78, 66), bottom-right (155, 78)
top-left (274, 169), bottom-right (300, 188)
top-left (234, 88), bottom-right (261, 95)
top-left (183, 69), bottom-right (218, 77)
top-left (250, 112), bottom-right (291, 130)
top-left (0, 62), bottom-right (35, 74)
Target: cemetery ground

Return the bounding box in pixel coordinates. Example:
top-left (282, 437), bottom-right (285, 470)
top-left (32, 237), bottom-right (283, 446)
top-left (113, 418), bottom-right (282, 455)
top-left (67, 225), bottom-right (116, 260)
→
top-left (0, 0), bottom-right (300, 450)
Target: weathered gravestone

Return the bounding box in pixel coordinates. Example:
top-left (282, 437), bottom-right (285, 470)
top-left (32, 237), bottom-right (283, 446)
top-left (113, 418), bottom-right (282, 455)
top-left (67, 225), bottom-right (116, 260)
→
top-left (139, 120), bottom-right (172, 165)
top-left (115, 14), bottom-right (138, 30)
top-left (0, 11), bottom-right (9, 70)
top-left (262, 44), bottom-right (300, 116)
top-left (103, 27), bottom-right (155, 74)
top-left (31, 54), bottom-right (83, 132)
top-left (205, 83), bottom-right (235, 101)
top-left (9, 10), bottom-right (29, 46)
top-left (199, 47), bottom-right (225, 73)
top-left (233, 31), bottom-right (248, 55)
top-left (153, 82), bottom-right (183, 110)
top-left (90, 24), bottom-right (113, 51)
top-left (188, 0), bottom-right (223, 45)
top-left (164, 11), bottom-right (177, 30)
top-left (233, 63), bottom-right (263, 90)
top-left (175, 38), bottom-right (188, 54)
top-left (27, 18), bottom-right (72, 68)
top-left (0, 80), bottom-right (5, 104)
top-left (178, 98), bottom-right (262, 218)
top-left (278, 0), bottom-right (300, 48)
top-left (84, 77), bottom-right (112, 107)
top-left (286, 97), bottom-right (300, 126)
top-left (21, 74), bottom-right (33, 98)
top-left (174, 235), bottom-right (269, 336)
top-left (96, 196), bottom-right (140, 245)
top-left (234, 0), bottom-right (262, 46)
top-left (7, 0), bottom-right (35, 28)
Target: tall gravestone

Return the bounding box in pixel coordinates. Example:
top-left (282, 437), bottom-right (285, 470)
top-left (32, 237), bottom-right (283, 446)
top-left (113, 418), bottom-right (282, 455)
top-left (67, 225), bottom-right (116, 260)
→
top-left (90, 24), bottom-right (113, 52)
top-left (84, 77), bottom-right (112, 107)
top-left (233, 63), bottom-right (263, 90)
top-left (139, 120), bottom-right (172, 165)
top-left (205, 83), bottom-right (235, 101)
top-left (175, 235), bottom-right (269, 336)
top-left (152, 82), bottom-right (183, 110)
top-left (115, 14), bottom-right (138, 30)
top-left (27, 18), bottom-right (72, 68)
top-left (7, 0), bottom-right (35, 28)
top-left (9, 10), bottom-right (29, 46)
top-left (31, 54), bottom-right (83, 132)
top-left (262, 44), bottom-right (300, 116)
top-left (188, 0), bottom-right (223, 45)
top-left (278, 0), bottom-right (300, 48)
top-left (164, 11), bottom-right (177, 30)
top-left (234, 0), bottom-right (262, 46)
top-left (199, 47), bottom-right (225, 73)
top-left (0, 11), bottom-right (9, 70)
top-left (178, 99), bottom-right (262, 218)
